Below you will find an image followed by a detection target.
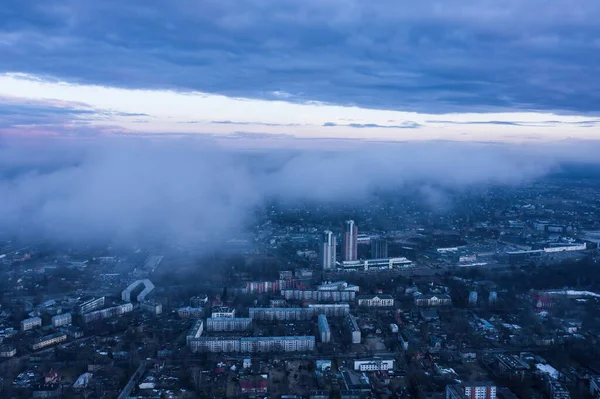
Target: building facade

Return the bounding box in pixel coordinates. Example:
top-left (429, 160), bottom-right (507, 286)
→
top-left (346, 314), bottom-right (361, 344)
top-left (0, 344), bottom-right (16, 357)
top-left (177, 307), bottom-right (204, 318)
top-left (281, 289), bottom-right (356, 302)
top-left (186, 320), bottom-right (204, 348)
top-left (320, 230), bottom-right (337, 270)
top-left (342, 220), bottom-right (358, 261)
top-left (188, 335), bottom-right (315, 353)
top-left (249, 307), bottom-right (313, 321)
top-left (338, 257), bottom-right (413, 271)
top-left (211, 307), bottom-right (236, 318)
top-left (206, 317), bottom-right (252, 332)
top-left (121, 279), bottom-right (155, 302)
top-left (51, 313), bottom-right (72, 328)
top-left (82, 303), bottom-right (133, 323)
top-left (353, 359), bottom-right (394, 372)
top-left (75, 297), bottom-right (105, 314)
top-left (21, 317), bottom-right (42, 331)
top-left (357, 295), bottom-right (394, 307)
top-left (446, 384), bottom-right (497, 399)
top-left (308, 303), bottom-right (350, 317)
top-left (414, 294), bottom-right (452, 307)
top-left (318, 314), bottom-right (331, 343)
top-left (31, 333), bottom-right (68, 350)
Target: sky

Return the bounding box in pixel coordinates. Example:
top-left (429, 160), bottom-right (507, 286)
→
top-left (1, 0), bottom-right (600, 142)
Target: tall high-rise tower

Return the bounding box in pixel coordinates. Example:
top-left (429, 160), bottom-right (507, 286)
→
top-left (320, 230), bottom-right (337, 270)
top-left (342, 220), bottom-right (358, 261)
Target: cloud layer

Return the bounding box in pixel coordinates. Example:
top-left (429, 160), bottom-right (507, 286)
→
top-left (1, 0), bottom-right (599, 114)
top-left (2, 137), bottom-right (600, 247)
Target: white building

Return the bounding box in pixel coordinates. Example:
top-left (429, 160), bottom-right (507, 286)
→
top-left (337, 257), bottom-right (413, 271)
top-left (75, 297), bottom-right (105, 314)
top-left (414, 294), bottom-right (452, 307)
top-left (544, 243), bottom-right (586, 253)
top-left (446, 384), bottom-right (497, 399)
top-left (206, 317), bottom-right (252, 332)
top-left (354, 359), bottom-right (394, 372)
top-left (21, 317), bottom-right (42, 331)
top-left (122, 279), bottom-right (155, 302)
top-left (51, 313), bottom-right (72, 328)
top-left (320, 230), bottom-right (337, 270)
top-left (211, 306), bottom-right (235, 318)
top-left (318, 314), bottom-right (331, 343)
top-left (357, 294), bottom-right (394, 307)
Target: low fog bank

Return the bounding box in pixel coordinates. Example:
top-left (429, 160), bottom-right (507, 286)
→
top-left (1, 137), bottom-right (599, 247)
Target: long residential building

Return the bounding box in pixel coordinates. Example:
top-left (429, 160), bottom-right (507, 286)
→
top-left (249, 307), bottom-right (313, 321)
top-left (188, 335), bottom-right (315, 353)
top-left (75, 297), bottom-right (105, 314)
top-left (31, 333), bottom-right (67, 351)
top-left (206, 317), bottom-right (252, 332)
top-left (186, 320), bottom-right (204, 348)
top-left (281, 289), bottom-right (356, 302)
top-left (246, 279), bottom-right (299, 294)
top-left (318, 314), bottom-right (331, 343)
top-left (82, 303), bottom-right (133, 323)
top-left (308, 303), bottom-right (350, 317)
top-left (317, 281), bottom-right (360, 291)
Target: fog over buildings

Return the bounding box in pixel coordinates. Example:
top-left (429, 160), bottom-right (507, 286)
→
top-left (1, 136), bottom-right (600, 247)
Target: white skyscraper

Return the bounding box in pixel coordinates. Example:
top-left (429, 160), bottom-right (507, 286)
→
top-left (320, 230), bottom-right (337, 270)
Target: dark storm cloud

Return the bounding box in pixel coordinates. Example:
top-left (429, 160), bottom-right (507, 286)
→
top-left (2, 136), bottom-right (600, 247)
top-left (1, 1), bottom-right (599, 113)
